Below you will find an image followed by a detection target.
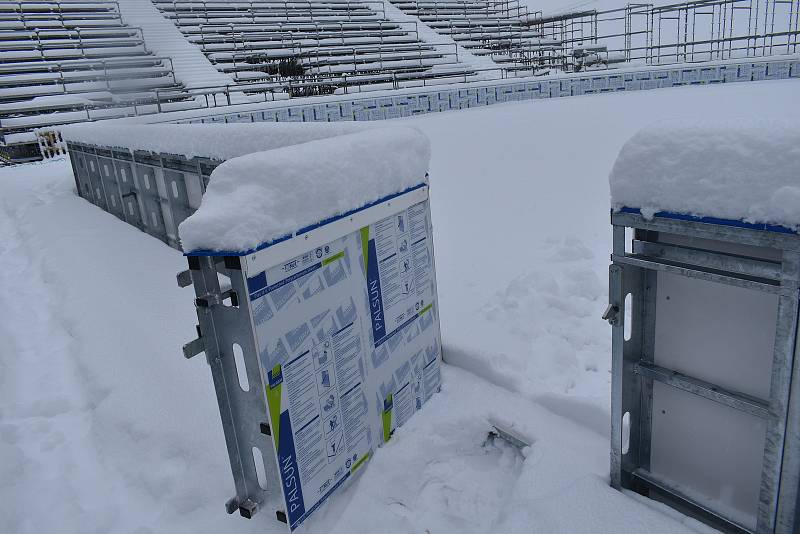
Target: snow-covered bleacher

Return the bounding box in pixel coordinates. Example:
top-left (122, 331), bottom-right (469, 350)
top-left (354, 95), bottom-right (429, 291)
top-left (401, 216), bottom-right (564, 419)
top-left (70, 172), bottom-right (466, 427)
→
top-left (0, 0), bottom-right (187, 162)
top-left (152, 0), bottom-right (478, 95)
top-left (387, 0), bottom-right (560, 74)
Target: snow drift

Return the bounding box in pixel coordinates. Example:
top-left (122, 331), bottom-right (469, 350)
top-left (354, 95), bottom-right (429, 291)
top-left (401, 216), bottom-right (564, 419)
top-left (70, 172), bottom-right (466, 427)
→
top-left (178, 127), bottom-right (431, 253)
top-left (609, 119), bottom-right (800, 230)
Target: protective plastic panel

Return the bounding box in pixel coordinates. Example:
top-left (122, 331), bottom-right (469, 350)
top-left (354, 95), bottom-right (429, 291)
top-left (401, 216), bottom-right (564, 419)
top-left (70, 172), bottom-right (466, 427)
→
top-left (650, 382), bottom-right (767, 530)
top-left (245, 199), bottom-right (442, 531)
top-left (654, 271), bottom-right (778, 400)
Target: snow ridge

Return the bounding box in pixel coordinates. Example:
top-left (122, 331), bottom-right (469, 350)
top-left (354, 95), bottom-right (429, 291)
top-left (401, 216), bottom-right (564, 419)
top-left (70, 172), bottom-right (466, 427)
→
top-left (610, 119), bottom-right (800, 230)
top-left (179, 126), bottom-right (431, 252)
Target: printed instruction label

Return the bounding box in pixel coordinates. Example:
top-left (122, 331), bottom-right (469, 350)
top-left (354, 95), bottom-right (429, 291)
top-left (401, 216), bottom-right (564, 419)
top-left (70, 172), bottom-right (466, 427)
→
top-left (247, 199), bottom-right (442, 531)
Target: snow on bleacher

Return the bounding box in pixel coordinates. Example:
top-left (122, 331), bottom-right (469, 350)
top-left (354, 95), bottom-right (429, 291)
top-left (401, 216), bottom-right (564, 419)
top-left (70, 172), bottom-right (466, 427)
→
top-left (152, 0), bottom-right (482, 95)
top-left (388, 0), bottom-right (559, 74)
top-left (114, 0), bottom-right (245, 95)
top-left (0, 0), bottom-right (190, 161)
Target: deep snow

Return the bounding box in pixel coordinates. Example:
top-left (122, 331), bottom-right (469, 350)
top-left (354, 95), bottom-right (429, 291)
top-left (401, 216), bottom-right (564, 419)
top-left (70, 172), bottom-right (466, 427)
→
top-left (2, 78), bottom-right (800, 534)
top-left (180, 127), bottom-right (430, 252)
top-left (610, 119), bottom-right (800, 230)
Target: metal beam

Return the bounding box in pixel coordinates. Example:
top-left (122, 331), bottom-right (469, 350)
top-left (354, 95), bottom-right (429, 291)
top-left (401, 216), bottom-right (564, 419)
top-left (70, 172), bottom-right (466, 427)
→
top-left (632, 239), bottom-right (782, 281)
top-left (633, 361), bottom-right (771, 419)
top-left (612, 253), bottom-right (780, 294)
top-left (630, 468), bottom-right (753, 534)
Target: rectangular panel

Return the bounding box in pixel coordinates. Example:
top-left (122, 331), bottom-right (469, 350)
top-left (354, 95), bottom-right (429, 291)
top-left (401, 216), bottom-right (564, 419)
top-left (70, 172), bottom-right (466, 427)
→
top-left (654, 271), bottom-right (778, 400)
top-left (133, 163), bottom-right (166, 239)
top-left (162, 169), bottom-right (193, 228)
top-left (112, 160), bottom-right (142, 229)
top-left (246, 199), bottom-right (442, 531)
top-left (650, 382), bottom-right (767, 530)
top-left (97, 156), bottom-right (124, 220)
top-left (71, 150), bottom-right (95, 201)
top-left (85, 153), bottom-right (107, 210)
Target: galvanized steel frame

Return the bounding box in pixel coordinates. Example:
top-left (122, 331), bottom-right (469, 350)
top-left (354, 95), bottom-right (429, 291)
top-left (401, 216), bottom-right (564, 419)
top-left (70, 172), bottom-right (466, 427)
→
top-left (67, 140), bottom-right (217, 249)
top-left (183, 254), bottom-right (283, 519)
top-left (609, 211), bottom-right (800, 534)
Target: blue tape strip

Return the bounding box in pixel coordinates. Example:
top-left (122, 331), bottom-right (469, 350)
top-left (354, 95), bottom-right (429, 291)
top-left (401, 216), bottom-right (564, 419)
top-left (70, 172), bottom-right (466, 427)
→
top-left (185, 182), bottom-right (428, 257)
top-left (617, 207), bottom-right (797, 235)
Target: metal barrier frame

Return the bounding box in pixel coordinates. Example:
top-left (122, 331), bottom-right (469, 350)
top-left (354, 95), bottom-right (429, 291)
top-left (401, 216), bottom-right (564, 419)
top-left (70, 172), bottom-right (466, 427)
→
top-left (608, 209), bottom-right (800, 534)
top-left (177, 184), bottom-right (442, 527)
top-left (67, 140), bottom-right (216, 249)
top-left (181, 253), bottom-right (282, 519)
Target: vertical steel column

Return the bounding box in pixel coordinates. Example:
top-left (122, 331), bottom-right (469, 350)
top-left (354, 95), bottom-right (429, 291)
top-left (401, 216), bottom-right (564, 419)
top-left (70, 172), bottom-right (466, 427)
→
top-left (609, 225), bottom-right (626, 489)
top-left (756, 261), bottom-right (800, 532)
top-left (774, 251), bottom-right (800, 533)
top-left (184, 255), bottom-right (280, 519)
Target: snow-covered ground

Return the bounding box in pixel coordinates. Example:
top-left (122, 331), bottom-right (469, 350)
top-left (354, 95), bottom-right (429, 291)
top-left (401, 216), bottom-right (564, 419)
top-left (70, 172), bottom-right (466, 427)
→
top-left (2, 78), bottom-right (799, 534)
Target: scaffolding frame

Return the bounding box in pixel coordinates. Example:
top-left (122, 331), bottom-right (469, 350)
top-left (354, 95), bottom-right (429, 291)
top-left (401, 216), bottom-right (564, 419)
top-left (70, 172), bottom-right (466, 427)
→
top-left (529, 0), bottom-right (800, 71)
top-left (607, 210), bottom-right (800, 533)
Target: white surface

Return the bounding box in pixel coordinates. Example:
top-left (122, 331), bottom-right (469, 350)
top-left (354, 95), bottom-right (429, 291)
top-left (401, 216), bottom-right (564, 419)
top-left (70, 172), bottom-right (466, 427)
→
top-left (242, 187), bottom-right (429, 277)
top-left (650, 383), bottom-right (767, 530)
top-left (59, 122), bottom-right (376, 160)
top-left (379, 0), bottom-right (499, 76)
top-left (244, 197), bottom-right (442, 530)
top-left (609, 119), bottom-right (800, 230)
top-left (2, 79), bottom-right (800, 534)
top-left (115, 0), bottom-right (243, 97)
top-left (654, 271), bottom-right (778, 400)
top-left (178, 127), bottom-right (430, 252)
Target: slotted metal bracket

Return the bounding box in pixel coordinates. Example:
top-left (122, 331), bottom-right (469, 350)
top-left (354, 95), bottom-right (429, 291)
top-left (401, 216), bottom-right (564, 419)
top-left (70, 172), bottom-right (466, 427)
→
top-left (176, 269), bottom-right (193, 288)
top-left (183, 337), bottom-right (205, 359)
top-left (183, 255), bottom-right (281, 520)
top-left (602, 303), bottom-right (620, 326)
top-left (488, 421), bottom-right (532, 450)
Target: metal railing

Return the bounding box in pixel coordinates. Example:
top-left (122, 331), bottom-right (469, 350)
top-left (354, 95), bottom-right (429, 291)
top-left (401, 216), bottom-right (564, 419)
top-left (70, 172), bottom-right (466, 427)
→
top-left (527, 0), bottom-right (800, 70)
top-left (157, 0), bottom-right (388, 23)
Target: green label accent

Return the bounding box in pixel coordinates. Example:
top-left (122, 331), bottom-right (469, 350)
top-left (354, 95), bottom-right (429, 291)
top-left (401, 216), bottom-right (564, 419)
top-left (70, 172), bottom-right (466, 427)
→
top-left (382, 394), bottom-right (392, 443)
top-left (322, 250), bottom-right (344, 266)
top-left (359, 226), bottom-right (370, 272)
top-left (351, 452), bottom-right (371, 474)
top-left (418, 303), bottom-right (433, 317)
top-left (266, 364), bottom-right (282, 447)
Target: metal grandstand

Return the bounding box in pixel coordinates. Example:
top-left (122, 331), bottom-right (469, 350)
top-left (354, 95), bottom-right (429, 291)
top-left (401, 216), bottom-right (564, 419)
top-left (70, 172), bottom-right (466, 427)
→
top-left (0, 0), bottom-right (798, 163)
top-left (152, 0), bottom-right (479, 94)
top-left (0, 0), bottom-right (190, 161)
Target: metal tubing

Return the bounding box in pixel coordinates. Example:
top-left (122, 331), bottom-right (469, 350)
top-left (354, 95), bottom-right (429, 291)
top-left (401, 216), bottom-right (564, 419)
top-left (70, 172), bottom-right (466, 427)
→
top-left (633, 361), bottom-right (771, 418)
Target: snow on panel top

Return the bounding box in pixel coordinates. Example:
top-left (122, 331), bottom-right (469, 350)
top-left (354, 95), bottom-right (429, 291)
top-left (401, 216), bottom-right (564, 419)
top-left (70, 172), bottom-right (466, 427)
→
top-left (59, 122), bottom-right (376, 161)
top-left (178, 127), bottom-right (431, 253)
top-left (609, 120), bottom-right (800, 230)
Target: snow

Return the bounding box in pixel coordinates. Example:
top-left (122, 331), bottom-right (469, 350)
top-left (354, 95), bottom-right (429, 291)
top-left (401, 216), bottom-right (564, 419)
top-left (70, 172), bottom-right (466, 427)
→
top-left (114, 0), bottom-right (249, 102)
top-left (178, 127), bottom-right (430, 252)
top-left (59, 122), bottom-right (377, 160)
top-left (2, 78), bottom-right (800, 534)
top-left (609, 119), bottom-right (800, 230)
top-left (379, 0), bottom-right (500, 76)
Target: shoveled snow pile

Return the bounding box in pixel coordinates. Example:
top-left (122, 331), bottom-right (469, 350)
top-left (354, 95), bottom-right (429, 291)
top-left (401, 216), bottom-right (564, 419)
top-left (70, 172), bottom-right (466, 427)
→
top-left (59, 122), bottom-right (377, 161)
top-left (179, 127), bottom-right (430, 252)
top-left (609, 119), bottom-right (800, 230)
